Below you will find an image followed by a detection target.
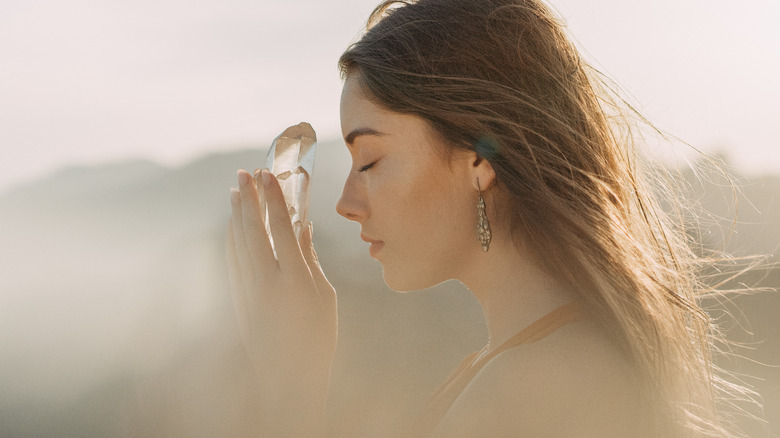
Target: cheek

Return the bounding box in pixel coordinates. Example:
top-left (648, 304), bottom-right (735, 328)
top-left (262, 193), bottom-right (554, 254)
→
top-left (366, 155), bottom-right (472, 243)
top-left (435, 189), bottom-right (475, 240)
top-left (399, 171), bottom-right (472, 239)
top-left (394, 168), bottom-right (446, 217)
top-left (367, 160), bottom-right (426, 211)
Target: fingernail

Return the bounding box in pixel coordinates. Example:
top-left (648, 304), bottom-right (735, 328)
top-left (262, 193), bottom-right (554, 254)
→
top-left (238, 170), bottom-right (250, 186)
top-left (230, 187), bottom-right (240, 205)
top-left (261, 169), bottom-right (271, 185)
top-left (253, 169), bottom-right (262, 185)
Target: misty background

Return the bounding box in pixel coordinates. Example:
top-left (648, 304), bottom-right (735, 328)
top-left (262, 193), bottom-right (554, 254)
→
top-left (1, 146), bottom-right (778, 437)
top-left (1, 0), bottom-right (779, 436)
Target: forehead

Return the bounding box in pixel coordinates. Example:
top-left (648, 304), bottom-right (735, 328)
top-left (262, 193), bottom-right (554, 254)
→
top-left (339, 75), bottom-right (436, 146)
top-left (340, 76), bottom-right (396, 133)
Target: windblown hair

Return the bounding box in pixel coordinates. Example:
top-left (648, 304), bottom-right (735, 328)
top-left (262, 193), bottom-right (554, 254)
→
top-left (339, 0), bottom-right (756, 436)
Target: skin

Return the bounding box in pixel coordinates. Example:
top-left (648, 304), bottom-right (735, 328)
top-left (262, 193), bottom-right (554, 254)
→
top-left (336, 83), bottom-right (476, 291)
top-left (430, 321), bottom-right (643, 437)
top-left (228, 169), bottom-right (337, 437)
top-left (227, 74), bottom-right (642, 436)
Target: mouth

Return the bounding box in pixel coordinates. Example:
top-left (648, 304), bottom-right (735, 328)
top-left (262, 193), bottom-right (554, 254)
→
top-left (360, 234), bottom-right (385, 258)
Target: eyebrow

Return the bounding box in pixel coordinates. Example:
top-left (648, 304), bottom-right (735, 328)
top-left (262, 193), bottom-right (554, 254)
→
top-left (344, 127), bottom-right (385, 146)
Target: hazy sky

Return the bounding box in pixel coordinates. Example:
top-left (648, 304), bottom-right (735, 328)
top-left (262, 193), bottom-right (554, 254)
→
top-left (2, 0), bottom-right (779, 192)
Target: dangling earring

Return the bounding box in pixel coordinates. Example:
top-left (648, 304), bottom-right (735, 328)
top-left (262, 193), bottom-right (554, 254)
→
top-left (476, 178), bottom-right (491, 252)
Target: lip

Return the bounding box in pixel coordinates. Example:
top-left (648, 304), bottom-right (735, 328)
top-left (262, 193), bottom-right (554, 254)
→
top-left (360, 234), bottom-right (385, 258)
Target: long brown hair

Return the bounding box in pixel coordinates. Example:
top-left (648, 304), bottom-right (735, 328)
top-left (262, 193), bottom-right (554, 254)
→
top-left (339, 0), bottom-right (755, 436)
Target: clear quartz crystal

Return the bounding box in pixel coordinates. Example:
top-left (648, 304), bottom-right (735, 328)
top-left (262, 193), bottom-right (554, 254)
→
top-left (264, 122), bottom-right (317, 249)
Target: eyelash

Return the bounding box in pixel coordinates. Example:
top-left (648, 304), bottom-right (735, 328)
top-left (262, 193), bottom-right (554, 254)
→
top-left (358, 161), bottom-right (377, 172)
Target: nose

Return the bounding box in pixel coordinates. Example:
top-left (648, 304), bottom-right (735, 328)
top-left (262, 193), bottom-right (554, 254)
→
top-left (336, 172), bottom-right (368, 222)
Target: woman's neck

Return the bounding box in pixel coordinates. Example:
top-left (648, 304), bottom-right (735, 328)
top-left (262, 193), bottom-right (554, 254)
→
top-left (459, 235), bottom-right (576, 354)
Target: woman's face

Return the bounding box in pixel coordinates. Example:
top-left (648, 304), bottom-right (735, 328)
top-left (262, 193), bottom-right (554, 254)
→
top-left (337, 75), bottom-right (479, 291)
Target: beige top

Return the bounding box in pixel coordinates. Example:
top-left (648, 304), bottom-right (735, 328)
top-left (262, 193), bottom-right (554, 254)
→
top-left (410, 301), bottom-right (585, 437)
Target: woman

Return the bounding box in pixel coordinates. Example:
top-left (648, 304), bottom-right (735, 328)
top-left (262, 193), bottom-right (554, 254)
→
top-left (228, 0), bottom-right (749, 436)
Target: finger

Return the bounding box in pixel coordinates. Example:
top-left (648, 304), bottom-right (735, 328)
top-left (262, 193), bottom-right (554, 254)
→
top-left (253, 169), bottom-right (268, 229)
top-left (230, 186), bottom-right (256, 289)
top-left (238, 169), bottom-right (276, 272)
top-left (261, 169), bottom-right (307, 272)
top-left (226, 221), bottom-right (250, 340)
top-left (300, 222), bottom-right (337, 307)
top-left (226, 221), bottom-right (245, 294)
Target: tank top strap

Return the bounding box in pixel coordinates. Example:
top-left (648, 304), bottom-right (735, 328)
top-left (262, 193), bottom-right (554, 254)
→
top-left (480, 300), bottom-right (585, 364)
top-left (409, 300), bottom-right (585, 438)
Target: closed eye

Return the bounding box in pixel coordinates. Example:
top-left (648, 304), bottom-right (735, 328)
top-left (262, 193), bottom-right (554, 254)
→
top-left (358, 161), bottom-right (377, 172)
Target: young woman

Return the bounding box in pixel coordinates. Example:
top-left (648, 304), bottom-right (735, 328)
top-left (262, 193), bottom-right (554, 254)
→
top-left (228, 0), bottom-right (751, 436)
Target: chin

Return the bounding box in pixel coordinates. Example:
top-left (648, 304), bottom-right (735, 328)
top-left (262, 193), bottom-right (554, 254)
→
top-left (381, 265), bottom-right (448, 293)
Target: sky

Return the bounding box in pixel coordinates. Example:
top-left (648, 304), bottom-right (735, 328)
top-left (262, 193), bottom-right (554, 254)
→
top-left (1, 0), bottom-right (779, 192)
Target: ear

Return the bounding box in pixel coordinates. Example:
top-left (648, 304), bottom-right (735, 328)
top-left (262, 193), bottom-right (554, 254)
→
top-left (467, 152), bottom-right (496, 191)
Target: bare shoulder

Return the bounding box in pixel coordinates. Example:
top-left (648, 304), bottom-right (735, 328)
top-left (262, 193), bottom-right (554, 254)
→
top-left (430, 319), bottom-right (645, 438)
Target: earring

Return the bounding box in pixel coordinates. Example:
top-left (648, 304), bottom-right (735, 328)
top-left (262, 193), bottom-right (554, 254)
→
top-left (477, 178), bottom-right (491, 252)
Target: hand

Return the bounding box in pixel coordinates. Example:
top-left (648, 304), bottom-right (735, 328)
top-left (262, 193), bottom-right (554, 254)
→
top-left (227, 169), bottom-right (337, 436)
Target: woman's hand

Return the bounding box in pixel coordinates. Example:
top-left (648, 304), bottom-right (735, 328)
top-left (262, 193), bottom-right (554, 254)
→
top-left (227, 169), bottom-right (337, 437)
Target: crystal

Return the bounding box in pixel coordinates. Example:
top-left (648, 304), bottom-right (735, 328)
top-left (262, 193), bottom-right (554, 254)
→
top-left (265, 122), bottom-right (317, 247)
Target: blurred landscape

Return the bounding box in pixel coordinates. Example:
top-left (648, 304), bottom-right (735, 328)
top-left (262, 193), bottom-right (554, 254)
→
top-left (0, 143), bottom-right (778, 437)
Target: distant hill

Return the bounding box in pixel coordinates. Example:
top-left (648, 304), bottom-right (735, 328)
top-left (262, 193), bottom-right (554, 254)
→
top-left (0, 147), bottom-right (777, 437)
